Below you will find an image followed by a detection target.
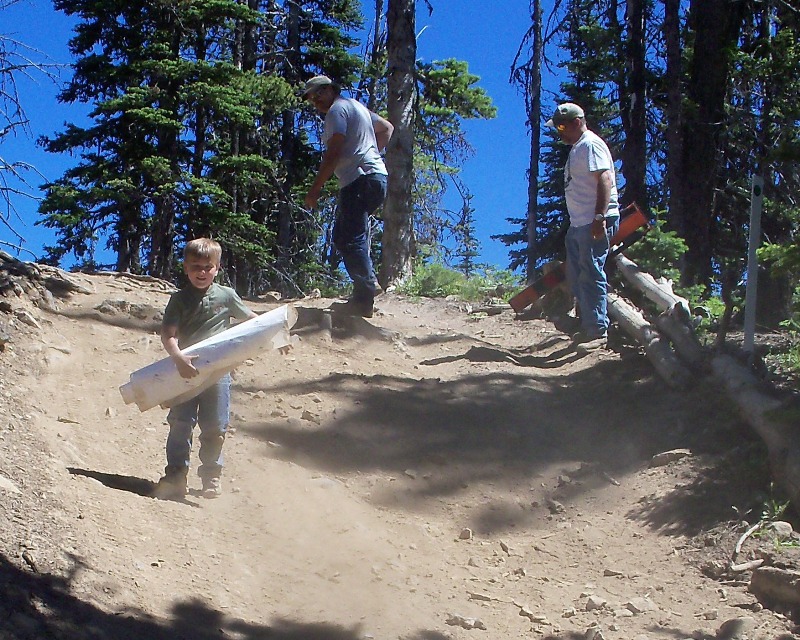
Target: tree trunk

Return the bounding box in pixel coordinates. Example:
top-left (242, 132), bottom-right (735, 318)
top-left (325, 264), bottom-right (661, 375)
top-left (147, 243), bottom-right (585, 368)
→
top-left (679, 0), bottom-right (746, 287)
top-left (380, 0), bottom-right (416, 289)
top-left (750, 4), bottom-right (792, 327)
top-left (114, 217), bottom-right (142, 274)
top-left (149, 24), bottom-right (182, 280)
top-left (150, 196), bottom-right (176, 280)
top-left (619, 0), bottom-right (647, 210)
top-left (276, 0), bottom-right (301, 295)
top-left (524, 0), bottom-right (543, 282)
top-left (663, 0), bottom-right (684, 254)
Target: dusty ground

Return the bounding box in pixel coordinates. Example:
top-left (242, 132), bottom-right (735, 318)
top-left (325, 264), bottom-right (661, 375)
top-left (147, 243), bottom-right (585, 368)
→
top-left (1, 267), bottom-right (800, 640)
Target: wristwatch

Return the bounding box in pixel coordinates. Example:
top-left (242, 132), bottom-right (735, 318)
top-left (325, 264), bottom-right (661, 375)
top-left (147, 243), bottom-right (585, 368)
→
top-left (594, 214), bottom-right (605, 221)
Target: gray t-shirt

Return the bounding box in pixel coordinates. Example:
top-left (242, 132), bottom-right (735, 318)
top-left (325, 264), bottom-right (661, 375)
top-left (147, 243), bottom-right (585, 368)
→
top-left (162, 282), bottom-right (253, 348)
top-left (564, 130), bottom-right (619, 227)
top-left (324, 97), bottom-right (387, 187)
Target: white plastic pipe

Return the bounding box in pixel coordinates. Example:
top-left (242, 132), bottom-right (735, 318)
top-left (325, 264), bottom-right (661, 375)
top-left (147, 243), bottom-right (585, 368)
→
top-left (120, 304), bottom-right (297, 412)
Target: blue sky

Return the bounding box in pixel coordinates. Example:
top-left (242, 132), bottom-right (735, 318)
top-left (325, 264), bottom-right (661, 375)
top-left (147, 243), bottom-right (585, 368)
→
top-left (1, 0), bottom-right (557, 270)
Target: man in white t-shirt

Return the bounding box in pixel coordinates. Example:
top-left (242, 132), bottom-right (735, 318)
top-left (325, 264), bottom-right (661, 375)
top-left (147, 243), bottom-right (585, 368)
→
top-left (547, 102), bottom-right (620, 351)
top-left (303, 75), bottom-right (394, 318)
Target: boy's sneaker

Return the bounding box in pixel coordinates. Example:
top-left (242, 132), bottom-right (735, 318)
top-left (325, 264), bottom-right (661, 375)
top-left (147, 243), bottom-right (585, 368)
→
top-left (202, 477), bottom-right (222, 499)
top-left (153, 473), bottom-right (188, 500)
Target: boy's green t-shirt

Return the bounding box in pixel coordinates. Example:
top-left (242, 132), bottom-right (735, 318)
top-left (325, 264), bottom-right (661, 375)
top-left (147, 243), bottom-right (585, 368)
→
top-left (163, 282), bottom-right (252, 349)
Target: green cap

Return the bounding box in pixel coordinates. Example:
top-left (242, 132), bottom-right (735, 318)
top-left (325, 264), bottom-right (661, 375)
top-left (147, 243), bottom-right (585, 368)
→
top-left (302, 75), bottom-right (335, 96)
top-left (546, 102), bottom-right (585, 127)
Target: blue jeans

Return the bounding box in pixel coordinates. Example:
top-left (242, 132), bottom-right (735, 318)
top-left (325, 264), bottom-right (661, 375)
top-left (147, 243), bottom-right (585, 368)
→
top-left (333, 173), bottom-right (387, 303)
top-left (165, 374), bottom-right (230, 480)
top-left (565, 217), bottom-right (619, 338)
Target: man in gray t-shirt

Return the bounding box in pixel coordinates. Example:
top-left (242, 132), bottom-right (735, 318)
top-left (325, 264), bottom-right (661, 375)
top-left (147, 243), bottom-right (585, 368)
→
top-left (303, 75), bottom-right (394, 318)
top-left (547, 102), bottom-right (620, 350)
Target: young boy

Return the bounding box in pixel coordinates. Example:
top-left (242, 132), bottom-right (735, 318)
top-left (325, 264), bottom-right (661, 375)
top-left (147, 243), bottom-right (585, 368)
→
top-left (153, 238), bottom-right (257, 500)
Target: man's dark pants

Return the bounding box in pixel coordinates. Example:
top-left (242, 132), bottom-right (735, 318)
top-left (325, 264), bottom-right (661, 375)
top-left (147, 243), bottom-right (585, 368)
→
top-left (333, 173), bottom-right (387, 304)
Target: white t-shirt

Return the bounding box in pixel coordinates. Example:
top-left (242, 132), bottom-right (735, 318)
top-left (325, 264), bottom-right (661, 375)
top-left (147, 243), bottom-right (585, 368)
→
top-left (324, 97), bottom-right (387, 187)
top-left (564, 130), bottom-right (619, 227)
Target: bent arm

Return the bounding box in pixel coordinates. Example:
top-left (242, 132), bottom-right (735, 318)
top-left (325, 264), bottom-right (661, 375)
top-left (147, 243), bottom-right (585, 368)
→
top-left (372, 113), bottom-right (394, 152)
top-left (594, 169), bottom-right (613, 215)
top-left (161, 323), bottom-right (198, 378)
top-left (304, 132), bottom-right (345, 209)
top-left (160, 323), bottom-right (182, 359)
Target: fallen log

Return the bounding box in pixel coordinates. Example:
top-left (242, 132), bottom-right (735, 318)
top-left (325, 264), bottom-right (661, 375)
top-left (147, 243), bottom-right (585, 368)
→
top-left (607, 292), bottom-right (692, 389)
top-left (711, 353), bottom-right (800, 506)
top-left (613, 254), bottom-right (706, 368)
top-left (1, 252), bottom-right (93, 296)
top-left (613, 254), bottom-right (689, 314)
top-left (612, 253), bottom-right (800, 508)
top-left (87, 270), bottom-right (175, 291)
top-left (654, 304), bottom-right (707, 369)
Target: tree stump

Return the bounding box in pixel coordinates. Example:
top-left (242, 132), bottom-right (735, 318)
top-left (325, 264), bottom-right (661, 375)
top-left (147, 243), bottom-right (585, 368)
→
top-left (293, 306), bottom-right (400, 343)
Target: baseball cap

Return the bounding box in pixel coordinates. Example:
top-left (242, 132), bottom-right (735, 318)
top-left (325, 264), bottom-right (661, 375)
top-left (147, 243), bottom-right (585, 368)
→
top-left (302, 75), bottom-right (334, 96)
top-left (545, 102), bottom-right (585, 128)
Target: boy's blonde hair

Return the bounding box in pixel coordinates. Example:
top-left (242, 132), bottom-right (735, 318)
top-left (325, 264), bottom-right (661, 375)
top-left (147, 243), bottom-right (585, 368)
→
top-left (184, 238), bottom-right (222, 264)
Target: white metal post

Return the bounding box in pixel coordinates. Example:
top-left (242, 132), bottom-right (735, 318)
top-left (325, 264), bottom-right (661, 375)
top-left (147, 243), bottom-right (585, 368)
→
top-left (743, 175), bottom-right (764, 355)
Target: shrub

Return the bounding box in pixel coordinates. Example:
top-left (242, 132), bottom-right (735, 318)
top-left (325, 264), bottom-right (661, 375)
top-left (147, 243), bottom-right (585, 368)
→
top-left (399, 261), bottom-right (523, 302)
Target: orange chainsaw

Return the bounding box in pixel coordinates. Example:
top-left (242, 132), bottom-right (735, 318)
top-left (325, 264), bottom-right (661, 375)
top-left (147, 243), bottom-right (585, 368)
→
top-left (508, 202), bottom-right (650, 313)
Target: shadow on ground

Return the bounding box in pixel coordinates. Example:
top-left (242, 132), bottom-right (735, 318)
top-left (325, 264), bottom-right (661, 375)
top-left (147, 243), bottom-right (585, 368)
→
top-left (67, 467), bottom-right (207, 506)
top-left (236, 345), bottom-right (764, 538)
top-left (0, 552), bottom-right (431, 640)
top-left (626, 442), bottom-right (775, 537)
top-left (4, 550), bottom-right (791, 640)
top-left (68, 467), bottom-right (155, 498)
top-left (420, 343), bottom-right (582, 369)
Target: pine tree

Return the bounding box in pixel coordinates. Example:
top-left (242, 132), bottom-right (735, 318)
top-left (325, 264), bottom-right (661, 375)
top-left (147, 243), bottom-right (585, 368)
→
top-left (413, 58), bottom-right (496, 265)
top-left (37, 0), bottom-right (364, 295)
top-left (452, 191), bottom-right (480, 277)
top-left (713, 1), bottom-right (800, 324)
top-left (40, 0), bottom-right (275, 277)
top-left (508, 0), bottom-right (543, 280)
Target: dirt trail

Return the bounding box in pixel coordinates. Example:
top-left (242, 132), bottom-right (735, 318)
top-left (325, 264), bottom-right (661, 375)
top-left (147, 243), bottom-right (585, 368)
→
top-left (0, 271), bottom-right (798, 640)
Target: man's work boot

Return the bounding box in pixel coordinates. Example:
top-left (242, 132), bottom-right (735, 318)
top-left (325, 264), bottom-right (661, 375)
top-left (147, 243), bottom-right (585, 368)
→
top-left (153, 472), bottom-right (188, 500)
top-left (338, 298), bottom-right (374, 318)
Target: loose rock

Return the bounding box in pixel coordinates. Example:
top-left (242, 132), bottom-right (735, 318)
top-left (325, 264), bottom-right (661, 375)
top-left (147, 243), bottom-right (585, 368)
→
top-left (446, 614), bottom-right (487, 630)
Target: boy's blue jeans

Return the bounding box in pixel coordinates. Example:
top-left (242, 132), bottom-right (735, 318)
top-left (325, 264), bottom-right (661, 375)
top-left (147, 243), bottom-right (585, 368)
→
top-left (165, 374), bottom-right (230, 480)
top-left (565, 217), bottom-right (619, 338)
top-left (333, 173), bottom-right (387, 303)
